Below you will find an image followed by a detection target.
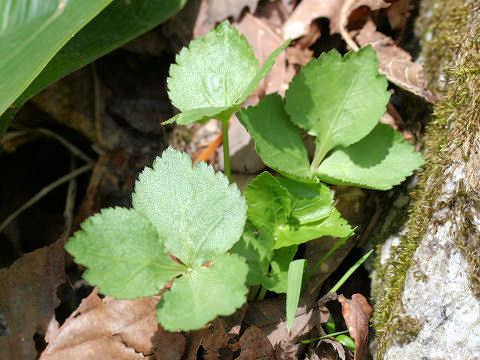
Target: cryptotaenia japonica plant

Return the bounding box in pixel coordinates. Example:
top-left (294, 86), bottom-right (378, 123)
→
top-left (66, 21), bottom-right (424, 331)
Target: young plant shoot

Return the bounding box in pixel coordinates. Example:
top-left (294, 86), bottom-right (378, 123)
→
top-left (65, 21), bottom-right (425, 333)
top-left (65, 148), bottom-right (248, 331)
top-left (165, 20), bottom-right (289, 181)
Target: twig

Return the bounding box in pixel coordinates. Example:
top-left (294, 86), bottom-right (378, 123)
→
top-left (35, 128), bottom-right (93, 163)
top-left (0, 163), bottom-right (93, 234)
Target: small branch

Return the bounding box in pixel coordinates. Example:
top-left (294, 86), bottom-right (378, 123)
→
top-left (0, 163), bottom-right (93, 234)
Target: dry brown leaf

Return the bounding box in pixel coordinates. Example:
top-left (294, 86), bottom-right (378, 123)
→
top-left (0, 239), bottom-right (65, 360)
top-left (356, 20), bottom-right (439, 103)
top-left (387, 0), bottom-right (412, 31)
top-left (40, 288), bottom-right (159, 360)
top-left (238, 326), bottom-right (275, 360)
top-left (152, 327), bottom-right (186, 360)
top-left (283, 0), bottom-right (389, 41)
top-left (206, 0), bottom-right (260, 22)
top-left (309, 338), bottom-right (348, 360)
top-left (338, 294), bottom-right (373, 360)
top-left (283, 0), bottom-right (342, 40)
top-left (338, 0), bottom-right (390, 50)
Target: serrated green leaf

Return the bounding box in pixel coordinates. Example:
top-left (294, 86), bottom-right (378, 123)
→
top-left (166, 22), bottom-right (289, 126)
top-left (65, 208), bottom-right (185, 299)
top-left (166, 21), bottom-right (257, 125)
top-left (133, 147), bottom-right (247, 267)
top-left (286, 259), bottom-right (306, 330)
top-left (231, 220), bottom-right (274, 286)
top-left (275, 209), bottom-right (353, 249)
top-left (285, 46), bottom-right (390, 165)
top-left (315, 123), bottom-right (426, 190)
top-left (156, 253), bottom-right (248, 331)
top-left (237, 39), bottom-right (291, 104)
top-left (237, 94), bottom-right (311, 178)
top-left (277, 177), bottom-right (333, 224)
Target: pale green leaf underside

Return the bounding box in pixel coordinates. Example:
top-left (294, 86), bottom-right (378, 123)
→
top-left (287, 259), bottom-right (306, 330)
top-left (65, 208), bottom-right (185, 299)
top-left (285, 46), bottom-right (390, 158)
top-left (156, 253), bottom-right (248, 331)
top-left (315, 123), bottom-right (426, 190)
top-left (133, 147), bottom-right (247, 267)
top-left (237, 94), bottom-right (311, 178)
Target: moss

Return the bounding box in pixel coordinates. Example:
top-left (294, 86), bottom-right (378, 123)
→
top-left (373, 0), bottom-right (480, 357)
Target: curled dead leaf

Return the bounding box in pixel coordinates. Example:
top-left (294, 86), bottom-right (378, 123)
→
top-left (338, 294), bottom-right (373, 360)
top-left (356, 20), bottom-right (439, 103)
top-left (40, 288), bottom-right (159, 360)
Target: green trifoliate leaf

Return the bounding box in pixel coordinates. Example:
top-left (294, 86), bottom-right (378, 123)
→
top-left (237, 94), bottom-right (311, 178)
top-left (285, 46), bottom-right (390, 166)
top-left (156, 253), bottom-right (248, 331)
top-left (133, 147), bottom-right (247, 267)
top-left (315, 123), bottom-right (426, 190)
top-left (65, 208), bottom-right (185, 299)
top-left (166, 21), bottom-right (289, 125)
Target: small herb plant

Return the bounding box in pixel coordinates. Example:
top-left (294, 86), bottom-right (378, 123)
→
top-left (66, 21), bottom-right (425, 332)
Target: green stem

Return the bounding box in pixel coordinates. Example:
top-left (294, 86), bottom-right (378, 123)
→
top-left (310, 140), bottom-right (328, 171)
top-left (307, 236), bottom-right (349, 279)
top-left (300, 330), bottom-right (350, 344)
top-left (248, 286), bottom-right (260, 301)
top-left (257, 287), bottom-right (267, 300)
top-left (221, 119), bottom-right (232, 183)
top-left (329, 249), bottom-right (373, 293)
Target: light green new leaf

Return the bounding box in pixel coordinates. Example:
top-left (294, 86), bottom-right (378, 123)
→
top-left (315, 123), bottom-right (426, 190)
top-left (65, 207), bottom-right (185, 299)
top-left (133, 147), bottom-right (247, 267)
top-left (232, 221), bottom-right (274, 286)
top-left (285, 46), bottom-right (390, 165)
top-left (275, 209), bottom-right (353, 249)
top-left (286, 259), bottom-right (306, 331)
top-left (166, 21), bottom-right (289, 125)
top-left (277, 177), bottom-right (334, 224)
top-left (244, 171), bottom-right (291, 231)
top-left (156, 253), bottom-right (248, 331)
top-left (0, 0), bottom-right (113, 119)
top-left (237, 94), bottom-right (311, 178)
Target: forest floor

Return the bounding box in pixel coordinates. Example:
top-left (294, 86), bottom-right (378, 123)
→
top-left (0, 1), bottom-right (435, 359)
